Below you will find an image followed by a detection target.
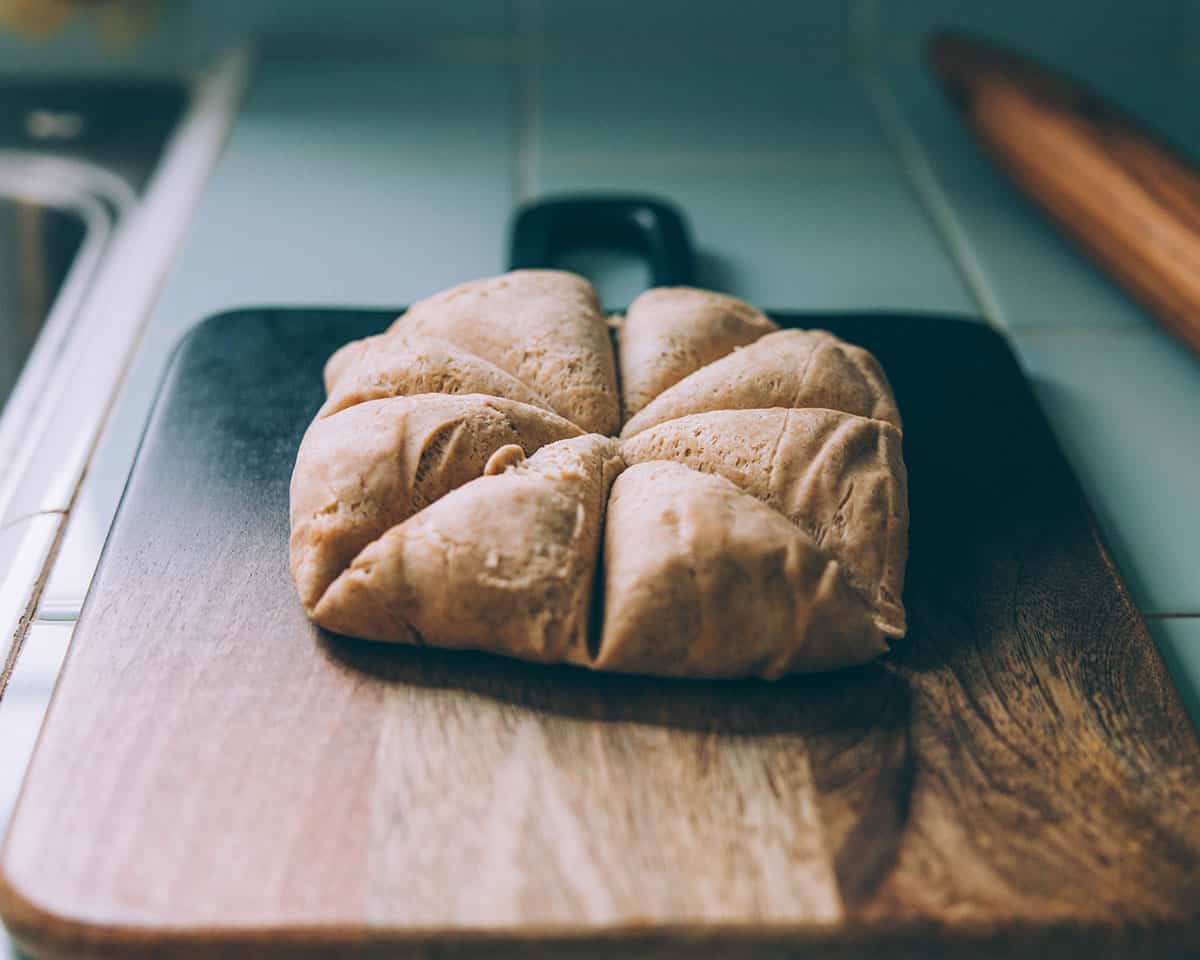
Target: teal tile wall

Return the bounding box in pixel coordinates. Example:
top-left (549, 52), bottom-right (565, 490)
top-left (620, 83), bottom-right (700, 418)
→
top-left (535, 3), bottom-right (974, 312)
top-left (0, 0), bottom-right (511, 75)
top-left (875, 0), bottom-right (1190, 137)
top-left (538, 167), bottom-right (974, 312)
top-left (1151, 618), bottom-right (1200, 730)
top-left (539, 0), bottom-right (850, 63)
top-left (537, 58), bottom-right (877, 161)
top-left (1013, 328), bottom-right (1200, 616)
top-left (879, 72), bottom-right (1154, 331)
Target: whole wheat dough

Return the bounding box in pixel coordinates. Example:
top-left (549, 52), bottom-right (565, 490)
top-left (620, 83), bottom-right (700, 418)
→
top-left (290, 270), bottom-right (909, 678)
top-left (598, 461), bottom-right (888, 678)
top-left (320, 332), bottom-right (554, 419)
top-left (621, 407), bottom-right (908, 638)
top-left (289, 393), bottom-right (581, 614)
top-left (312, 434), bottom-right (623, 662)
top-left (621, 328), bottom-right (901, 437)
top-left (618, 287), bottom-right (777, 418)
top-left (392, 270), bottom-right (620, 435)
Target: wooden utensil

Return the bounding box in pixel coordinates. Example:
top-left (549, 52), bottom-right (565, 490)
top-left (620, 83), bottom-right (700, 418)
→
top-left (1, 306), bottom-right (1197, 959)
top-left (928, 30), bottom-right (1200, 356)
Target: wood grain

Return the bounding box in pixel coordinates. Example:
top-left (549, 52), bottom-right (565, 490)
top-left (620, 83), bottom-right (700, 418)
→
top-left (0, 309), bottom-right (1198, 959)
top-left (928, 31), bottom-right (1200, 356)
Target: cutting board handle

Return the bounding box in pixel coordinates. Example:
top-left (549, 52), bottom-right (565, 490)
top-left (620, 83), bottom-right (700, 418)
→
top-left (508, 194), bottom-right (695, 287)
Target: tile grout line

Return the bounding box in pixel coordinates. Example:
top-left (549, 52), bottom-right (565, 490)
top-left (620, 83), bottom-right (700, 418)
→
top-left (849, 0), bottom-right (1006, 331)
top-left (521, 149), bottom-right (901, 173)
top-left (1145, 613), bottom-right (1200, 620)
top-left (1011, 322), bottom-right (1160, 338)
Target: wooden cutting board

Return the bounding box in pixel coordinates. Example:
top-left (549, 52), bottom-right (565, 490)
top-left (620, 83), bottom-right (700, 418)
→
top-left (2, 309), bottom-right (1198, 959)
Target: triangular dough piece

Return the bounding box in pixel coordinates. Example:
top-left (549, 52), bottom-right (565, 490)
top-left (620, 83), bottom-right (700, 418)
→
top-left (320, 333), bottom-right (554, 418)
top-left (599, 462), bottom-right (888, 678)
top-left (312, 435), bottom-right (624, 663)
top-left (621, 328), bottom-right (901, 437)
top-left (617, 287), bottom-right (777, 419)
top-left (289, 394), bottom-right (581, 613)
top-left (621, 408), bottom-right (907, 636)
top-left (391, 270), bottom-right (619, 434)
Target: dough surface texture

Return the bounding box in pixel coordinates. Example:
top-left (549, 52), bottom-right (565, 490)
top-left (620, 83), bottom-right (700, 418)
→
top-left (290, 273), bottom-right (909, 679)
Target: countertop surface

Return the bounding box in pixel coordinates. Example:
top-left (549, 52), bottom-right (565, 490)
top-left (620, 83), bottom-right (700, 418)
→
top-left (2, 0), bottom-right (1199, 952)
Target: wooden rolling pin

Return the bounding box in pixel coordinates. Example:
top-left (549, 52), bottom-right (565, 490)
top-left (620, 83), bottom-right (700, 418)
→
top-left (927, 31), bottom-right (1200, 356)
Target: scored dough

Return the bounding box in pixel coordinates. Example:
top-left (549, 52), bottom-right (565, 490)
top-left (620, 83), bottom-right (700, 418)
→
top-left (312, 434), bottom-right (624, 663)
top-left (392, 270), bottom-right (620, 435)
top-left (289, 393), bottom-right (581, 614)
top-left (621, 407), bottom-right (908, 637)
top-left (621, 328), bottom-right (901, 437)
top-left (618, 287), bottom-right (777, 419)
top-left (599, 461), bottom-right (888, 678)
top-left (320, 332), bottom-right (554, 419)
top-left (291, 270), bottom-right (909, 679)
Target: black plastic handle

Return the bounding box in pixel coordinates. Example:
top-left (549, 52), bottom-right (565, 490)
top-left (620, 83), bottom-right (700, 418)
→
top-left (509, 195), bottom-right (695, 287)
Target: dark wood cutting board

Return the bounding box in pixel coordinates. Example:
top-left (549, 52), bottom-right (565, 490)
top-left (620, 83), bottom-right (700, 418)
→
top-left (2, 308), bottom-right (1198, 959)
